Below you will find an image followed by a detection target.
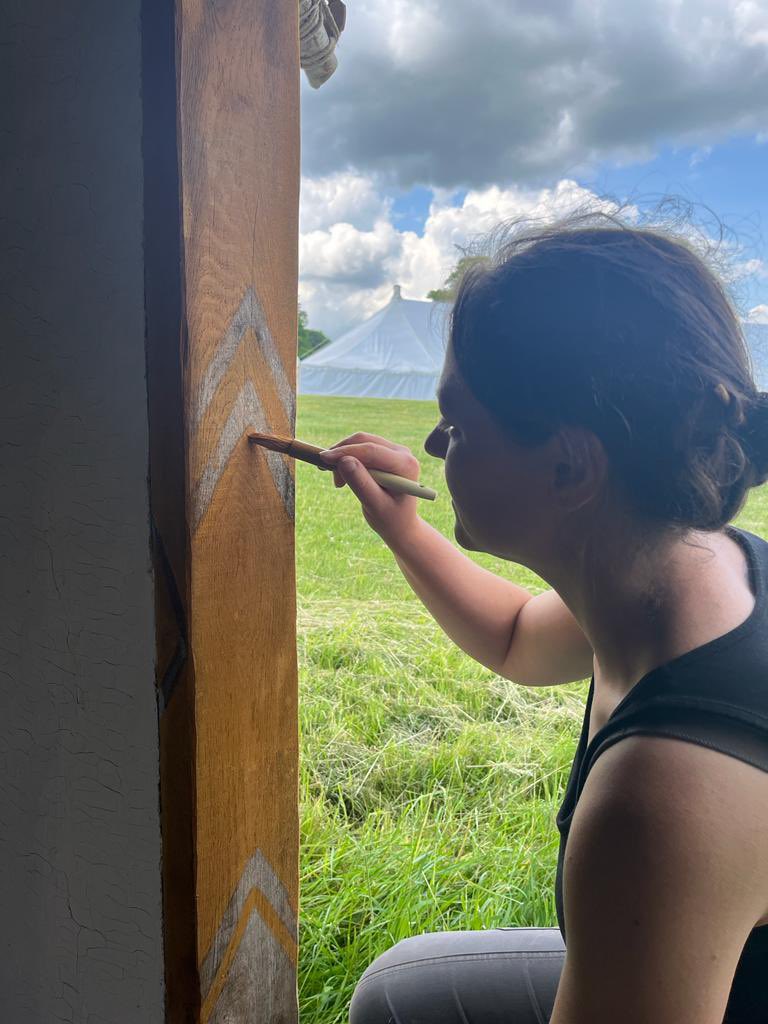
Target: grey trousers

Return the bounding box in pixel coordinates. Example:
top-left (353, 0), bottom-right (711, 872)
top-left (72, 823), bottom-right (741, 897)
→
top-left (349, 927), bottom-right (566, 1024)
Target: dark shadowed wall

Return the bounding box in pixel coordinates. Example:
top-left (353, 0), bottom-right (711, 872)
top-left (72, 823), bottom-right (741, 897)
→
top-left (0, 3), bottom-right (165, 1020)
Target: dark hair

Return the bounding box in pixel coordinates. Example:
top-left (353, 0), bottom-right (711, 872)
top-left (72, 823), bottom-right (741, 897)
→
top-left (450, 210), bottom-right (768, 533)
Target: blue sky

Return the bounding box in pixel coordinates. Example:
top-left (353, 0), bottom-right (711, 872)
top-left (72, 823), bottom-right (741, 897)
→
top-left (393, 137), bottom-right (767, 249)
top-left (298, 1), bottom-right (768, 337)
top-left (585, 136), bottom-right (768, 308)
top-left (386, 136), bottom-right (768, 307)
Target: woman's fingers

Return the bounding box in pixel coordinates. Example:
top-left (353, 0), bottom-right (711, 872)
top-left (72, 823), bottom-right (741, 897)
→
top-left (325, 432), bottom-right (404, 453)
top-left (319, 441), bottom-right (421, 480)
top-left (320, 433), bottom-right (421, 501)
top-left (335, 457), bottom-right (394, 514)
top-left (326, 450), bottom-right (422, 548)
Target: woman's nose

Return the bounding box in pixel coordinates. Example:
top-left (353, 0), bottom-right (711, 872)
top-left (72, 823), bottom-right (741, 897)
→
top-left (424, 425), bottom-right (448, 460)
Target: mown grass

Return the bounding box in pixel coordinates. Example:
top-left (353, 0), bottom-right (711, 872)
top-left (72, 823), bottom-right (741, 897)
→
top-left (295, 394), bottom-right (768, 1024)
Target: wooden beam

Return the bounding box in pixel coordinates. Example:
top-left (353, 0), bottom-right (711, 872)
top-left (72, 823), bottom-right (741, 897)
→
top-left (143, 0), bottom-right (198, 1019)
top-left (172, 2), bottom-right (301, 1021)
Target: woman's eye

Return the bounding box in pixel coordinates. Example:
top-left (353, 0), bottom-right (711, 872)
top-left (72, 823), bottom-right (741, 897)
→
top-left (436, 416), bottom-right (458, 440)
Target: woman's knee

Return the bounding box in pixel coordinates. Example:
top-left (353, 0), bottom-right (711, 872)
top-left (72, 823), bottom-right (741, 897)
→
top-left (348, 928), bottom-right (566, 1024)
top-left (349, 934), bottom-right (426, 1024)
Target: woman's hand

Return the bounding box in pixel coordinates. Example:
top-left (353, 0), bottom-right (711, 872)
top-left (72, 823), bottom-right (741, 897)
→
top-left (319, 432), bottom-right (423, 548)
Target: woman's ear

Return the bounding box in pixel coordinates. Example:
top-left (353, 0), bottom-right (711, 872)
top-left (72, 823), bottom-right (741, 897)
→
top-left (552, 426), bottom-right (607, 511)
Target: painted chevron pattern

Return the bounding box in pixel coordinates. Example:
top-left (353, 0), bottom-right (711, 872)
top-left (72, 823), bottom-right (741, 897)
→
top-left (191, 380), bottom-right (295, 530)
top-left (191, 287), bottom-right (295, 530)
top-left (200, 847), bottom-right (298, 1017)
top-left (205, 908), bottom-right (296, 1023)
top-left (193, 287), bottom-right (295, 432)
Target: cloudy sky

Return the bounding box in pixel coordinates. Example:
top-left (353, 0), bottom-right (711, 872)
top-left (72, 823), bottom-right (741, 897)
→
top-left (299, 0), bottom-right (768, 337)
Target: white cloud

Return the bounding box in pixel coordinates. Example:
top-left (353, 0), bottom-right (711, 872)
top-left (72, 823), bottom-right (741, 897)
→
top-left (299, 219), bottom-right (402, 283)
top-left (302, 0), bottom-right (768, 189)
top-left (733, 0), bottom-right (768, 47)
top-left (299, 172), bottom-right (391, 232)
top-left (299, 175), bottom-right (629, 335)
top-left (397, 179), bottom-right (630, 300)
top-left (384, 0), bottom-right (453, 67)
top-left (298, 278), bottom-right (394, 334)
top-left (689, 145), bottom-right (713, 168)
top-left (747, 304), bottom-right (768, 324)
top-left (726, 257), bottom-right (768, 284)
top-left (299, 173), bottom-right (768, 338)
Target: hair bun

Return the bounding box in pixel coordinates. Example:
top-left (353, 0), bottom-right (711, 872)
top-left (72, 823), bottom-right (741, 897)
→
top-left (739, 392), bottom-right (768, 481)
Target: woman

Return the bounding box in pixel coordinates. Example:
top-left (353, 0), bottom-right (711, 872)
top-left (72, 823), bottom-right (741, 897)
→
top-left (318, 215), bottom-right (768, 1024)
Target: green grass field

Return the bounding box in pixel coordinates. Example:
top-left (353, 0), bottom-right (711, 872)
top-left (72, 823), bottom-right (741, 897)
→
top-left (295, 394), bottom-right (768, 1024)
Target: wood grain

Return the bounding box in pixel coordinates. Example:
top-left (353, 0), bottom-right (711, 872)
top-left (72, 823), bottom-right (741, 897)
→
top-left (143, 1), bottom-right (200, 1018)
top-left (177, 0), bottom-right (300, 1021)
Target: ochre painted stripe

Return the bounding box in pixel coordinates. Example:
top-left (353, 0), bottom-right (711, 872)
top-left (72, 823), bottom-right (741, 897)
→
top-left (191, 380), bottom-right (295, 531)
top-left (192, 286), bottom-right (294, 433)
top-left (200, 888), bottom-right (298, 1023)
top-left (200, 847), bottom-right (298, 996)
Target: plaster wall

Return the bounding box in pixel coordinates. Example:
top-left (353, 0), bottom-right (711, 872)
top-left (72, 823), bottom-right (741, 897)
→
top-left (0, 3), bottom-right (165, 1020)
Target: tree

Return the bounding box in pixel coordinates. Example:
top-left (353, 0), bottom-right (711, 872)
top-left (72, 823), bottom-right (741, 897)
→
top-left (298, 305), bottom-right (332, 359)
top-left (427, 254), bottom-right (490, 301)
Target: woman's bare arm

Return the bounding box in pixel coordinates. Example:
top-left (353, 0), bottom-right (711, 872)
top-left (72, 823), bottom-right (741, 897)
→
top-left (321, 437), bottom-right (593, 686)
top-left (391, 518), bottom-right (593, 685)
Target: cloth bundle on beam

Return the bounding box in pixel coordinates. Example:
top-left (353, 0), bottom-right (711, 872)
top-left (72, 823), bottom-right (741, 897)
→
top-left (299, 0), bottom-right (346, 88)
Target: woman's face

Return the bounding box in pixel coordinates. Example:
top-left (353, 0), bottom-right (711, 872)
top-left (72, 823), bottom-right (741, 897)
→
top-left (424, 343), bottom-right (563, 563)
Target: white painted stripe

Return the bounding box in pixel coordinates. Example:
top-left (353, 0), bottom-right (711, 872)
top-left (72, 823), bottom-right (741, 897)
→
top-left (191, 381), bottom-right (294, 531)
top-left (200, 847), bottom-right (298, 1001)
top-left (246, 287), bottom-right (295, 426)
top-left (193, 286), bottom-right (295, 433)
top-left (206, 906), bottom-right (296, 1023)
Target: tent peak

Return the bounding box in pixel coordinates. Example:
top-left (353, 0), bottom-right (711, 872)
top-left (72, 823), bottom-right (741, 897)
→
top-left (392, 284), bottom-right (402, 300)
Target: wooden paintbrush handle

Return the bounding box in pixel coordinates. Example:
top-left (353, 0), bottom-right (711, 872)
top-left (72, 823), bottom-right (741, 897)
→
top-left (254, 435), bottom-right (438, 500)
top-left (367, 470), bottom-right (437, 501)
top-left (287, 439), bottom-right (326, 468)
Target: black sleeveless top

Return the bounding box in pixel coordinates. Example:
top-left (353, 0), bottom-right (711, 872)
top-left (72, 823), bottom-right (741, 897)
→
top-left (555, 525), bottom-right (768, 1023)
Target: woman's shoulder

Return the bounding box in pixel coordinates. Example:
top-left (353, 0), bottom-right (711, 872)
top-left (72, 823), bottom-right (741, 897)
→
top-left (557, 732), bottom-right (768, 1019)
top-left (580, 731), bottom-right (768, 873)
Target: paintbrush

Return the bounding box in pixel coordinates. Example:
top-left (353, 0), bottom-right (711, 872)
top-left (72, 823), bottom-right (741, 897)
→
top-left (247, 431), bottom-right (438, 501)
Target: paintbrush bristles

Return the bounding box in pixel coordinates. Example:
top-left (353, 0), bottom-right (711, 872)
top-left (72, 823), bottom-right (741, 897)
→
top-left (247, 431), bottom-right (294, 453)
top-left (246, 429), bottom-right (437, 499)
top-left (247, 431), bottom-right (328, 468)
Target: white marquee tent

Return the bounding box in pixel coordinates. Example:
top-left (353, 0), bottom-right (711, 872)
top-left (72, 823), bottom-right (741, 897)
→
top-left (298, 285), bottom-right (449, 400)
top-left (298, 292), bottom-right (768, 402)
